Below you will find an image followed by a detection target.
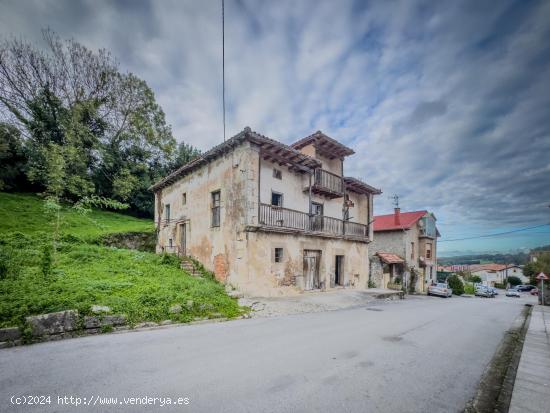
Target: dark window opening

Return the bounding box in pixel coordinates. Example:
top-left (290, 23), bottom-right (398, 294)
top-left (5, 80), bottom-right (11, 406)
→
top-left (274, 248), bottom-right (283, 263)
top-left (165, 204), bottom-right (171, 222)
top-left (182, 193), bottom-right (187, 205)
top-left (273, 168), bottom-right (282, 180)
top-left (211, 191), bottom-right (221, 227)
top-left (271, 192), bottom-right (283, 207)
top-left (335, 255), bottom-right (344, 286)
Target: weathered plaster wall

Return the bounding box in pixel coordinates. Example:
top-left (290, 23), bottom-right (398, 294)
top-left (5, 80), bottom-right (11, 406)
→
top-left (155, 142), bottom-right (260, 283)
top-left (236, 231), bottom-right (369, 296)
top-left (259, 159), bottom-right (346, 219)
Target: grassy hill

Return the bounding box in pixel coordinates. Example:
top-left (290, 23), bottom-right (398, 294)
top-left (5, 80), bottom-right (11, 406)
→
top-left (0, 192), bottom-right (153, 239)
top-left (0, 193), bottom-right (242, 330)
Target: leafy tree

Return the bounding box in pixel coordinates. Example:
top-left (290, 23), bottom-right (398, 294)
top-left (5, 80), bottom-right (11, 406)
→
top-left (0, 30), bottom-right (180, 217)
top-left (0, 123), bottom-right (28, 190)
top-left (447, 274), bottom-right (464, 295)
top-left (173, 142), bottom-right (201, 169)
top-left (524, 252), bottom-right (550, 285)
top-left (469, 275), bottom-right (482, 283)
top-left (507, 276), bottom-right (522, 286)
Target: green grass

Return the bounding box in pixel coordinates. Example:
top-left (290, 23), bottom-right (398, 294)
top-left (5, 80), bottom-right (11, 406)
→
top-left (0, 193), bottom-right (243, 330)
top-left (0, 192), bottom-right (153, 240)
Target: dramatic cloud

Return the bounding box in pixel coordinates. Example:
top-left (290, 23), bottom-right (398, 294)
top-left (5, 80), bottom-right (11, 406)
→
top-left (1, 0), bottom-right (549, 253)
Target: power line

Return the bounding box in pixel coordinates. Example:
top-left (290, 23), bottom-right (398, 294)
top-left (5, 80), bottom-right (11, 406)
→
top-left (439, 223), bottom-right (550, 242)
top-left (222, 0), bottom-right (226, 142)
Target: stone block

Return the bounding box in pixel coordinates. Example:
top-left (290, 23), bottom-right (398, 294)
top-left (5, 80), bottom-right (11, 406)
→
top-left (91, 305), bottom-right (111, 314)
top-left (169, 304), bottom-right (182, 314)
top-left (0, 327), bottom-right (21, 341)
top-left (26, 310), bottom-right (78, 337)
top-left (83, 315), bottom-right (126, 329)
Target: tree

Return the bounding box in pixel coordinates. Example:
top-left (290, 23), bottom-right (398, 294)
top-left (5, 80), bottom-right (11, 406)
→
top-left (0, 30), bottom-right (178, 216)
top-left (470, 275), bottom-right (482, 283)
top-left (524, 252), bottom-right (550, 285)
top-left (447, 274), bottom-right (464, 295)
top-left (507, 276), bottom-right (522, 287)
top-left (0, 123), bottom-right (28, 190)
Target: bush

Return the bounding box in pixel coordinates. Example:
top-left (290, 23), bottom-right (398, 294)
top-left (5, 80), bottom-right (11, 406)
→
top-left (447, 274), bottom-right (464, 295)
top-left (507, 276), bottom-right (522, 286)
top-left (469, 275), bottom-right (482, 283)
top-left (464, 283), bottom-right (475, 295)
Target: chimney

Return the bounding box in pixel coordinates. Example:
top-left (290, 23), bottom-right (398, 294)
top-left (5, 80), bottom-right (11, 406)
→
top-left (394, 207), bottom-right (401, 225)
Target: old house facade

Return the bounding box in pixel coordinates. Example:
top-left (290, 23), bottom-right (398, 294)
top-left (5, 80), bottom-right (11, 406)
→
top-left (150, 128), bottom-right (381, 296)
top-left (369, 208), bottom-right (439, 292)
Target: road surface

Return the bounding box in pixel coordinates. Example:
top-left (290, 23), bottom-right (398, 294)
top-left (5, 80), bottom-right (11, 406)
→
top-left (0, 293), bottom-right (536, 413)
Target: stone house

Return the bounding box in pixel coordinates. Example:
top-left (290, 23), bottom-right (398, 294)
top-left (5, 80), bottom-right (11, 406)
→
top-left (369, 208), bottom-right (439, 292)
top-left (150, 127), bottom-right (381, 296)
top-left (470, 264), bottom-right (528, 286)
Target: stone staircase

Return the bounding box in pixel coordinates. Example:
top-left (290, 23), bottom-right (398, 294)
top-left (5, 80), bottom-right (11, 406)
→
top-left (180, 257), bottom-right (200, 277)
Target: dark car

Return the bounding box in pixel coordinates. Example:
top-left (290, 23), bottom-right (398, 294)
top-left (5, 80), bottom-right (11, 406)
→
top-left (516, 285), bottom-right (535, 292)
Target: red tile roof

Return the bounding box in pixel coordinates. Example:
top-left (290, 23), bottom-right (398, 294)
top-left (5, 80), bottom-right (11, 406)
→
top-left (470, 264), bottom-right (508, 272)
top-left (376, 252), bottom-right (405, 264)
top-left (373, 210), bottom-right (427, 231)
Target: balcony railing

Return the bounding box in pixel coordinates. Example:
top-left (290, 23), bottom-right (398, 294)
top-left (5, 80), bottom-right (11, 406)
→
top-left (307, 168), bottom-right (344, 198)
top-left (258, 203), bottom-right (368, 239)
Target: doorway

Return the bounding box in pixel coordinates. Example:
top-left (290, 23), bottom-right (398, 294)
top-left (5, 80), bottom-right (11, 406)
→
top-left (335, 255), bottom-right (344, 286)
top-left (303, 250), bottom-right (321, 290)
top-left (179, 223), bottom-right (186, 256)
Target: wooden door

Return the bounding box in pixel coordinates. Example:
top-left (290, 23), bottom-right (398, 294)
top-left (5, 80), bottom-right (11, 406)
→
top-left (303, 250), bottom-right (321, 290)
top-left (180, 223), bottom-right (186, 256)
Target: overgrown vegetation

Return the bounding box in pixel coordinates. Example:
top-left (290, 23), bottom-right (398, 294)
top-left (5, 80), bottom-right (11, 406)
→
top-left (447, 274), bottom-right (464, 295)
top-left (0, 30), bottom-right (199, 218)
top-left (0, 193), bottom-right (243, 329)
top-left (506, 276), bottom-right (522, 287)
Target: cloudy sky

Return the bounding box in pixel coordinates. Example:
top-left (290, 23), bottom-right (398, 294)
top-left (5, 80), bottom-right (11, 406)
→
top-left (1, 0), bottom-right (549, 255)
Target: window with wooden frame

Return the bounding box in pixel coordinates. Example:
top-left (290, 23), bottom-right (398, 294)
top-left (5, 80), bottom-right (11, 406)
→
top-left (165, 204), bottom-right (171, 222)
top-left (274, 248), bottom-right (283, 263)
top-left (411, 242), bottom-right (415, 259)
top-left (273, 168), bottom-right (282, 180)
top-left (271, 191), bottom-right (283, 207)
top-left (426, 243), bottom-right (432, 259)
top-left (211, 191), bottom-right (221, 227)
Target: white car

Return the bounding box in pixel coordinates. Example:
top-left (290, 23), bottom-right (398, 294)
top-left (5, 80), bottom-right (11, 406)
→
top-left (506, 289), bottom-right (521, 297)
top-left (427, 283), bottom-right (453, 298)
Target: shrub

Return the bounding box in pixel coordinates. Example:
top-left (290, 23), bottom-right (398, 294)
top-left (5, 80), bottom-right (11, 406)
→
top-left (447, 274), bottom-right (464, 295)
top-left (367, 278), bottom-right (376, 288)
top-left (464, 283), bottom-right (475, 295)
top-left (507, 276), bottom-right (522, 286)
top-left (40, 243), bottom-right (53, 277)
top-left (469, 275), bottom-right (482, 283)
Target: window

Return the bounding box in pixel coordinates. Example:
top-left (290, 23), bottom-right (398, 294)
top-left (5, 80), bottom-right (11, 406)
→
top-left (426, 243), bottom-right (432, 259)
top-left (182, 193), bottom-right (187, 205)
top-left (274, 248), bottom-right (283, 263)
top-left (411, 242), bottom-right (415, 259)
top-left (273, 168), bottom-right (282, 180)
top-left (211, 191), bottom-right (221, 227)
top-left (165, 204), bottom-right (171, 222)
top-left (271, 191), bottom-right (283, 207)
top-left (311, 202), bottom-right (323, 215)
top-left (168, 238), bottom-right (173, 248)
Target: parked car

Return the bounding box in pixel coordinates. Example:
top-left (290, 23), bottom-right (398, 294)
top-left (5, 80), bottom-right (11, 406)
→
top-left (530, 288), bottom-right (539, 296)
top-left (475, 286), bottom-right (495, 298)
top-left (516, 285), bottom-right (536, 292)
top-left (506, 288), bottom-right (521, 297)
top-left (427, 283), bottom-right (453, 298)
top-left (488, 287), bottom-right (498, 295)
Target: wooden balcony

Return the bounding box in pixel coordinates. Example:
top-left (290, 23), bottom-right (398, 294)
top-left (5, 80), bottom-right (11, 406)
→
top-left (306, 168), bottom-right (344, 198)
top-left (258, 203), bottom-right (369, 241)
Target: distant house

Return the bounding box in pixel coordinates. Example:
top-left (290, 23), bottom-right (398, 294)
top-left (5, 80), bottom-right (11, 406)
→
top-left (369, 208), bottom-right (440, 292)
top-left (470, 264), bottom-right (528, 286)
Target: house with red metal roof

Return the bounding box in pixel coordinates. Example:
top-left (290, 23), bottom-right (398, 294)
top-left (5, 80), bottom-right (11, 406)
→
top-left (369, 207), bottom-right (440, 293)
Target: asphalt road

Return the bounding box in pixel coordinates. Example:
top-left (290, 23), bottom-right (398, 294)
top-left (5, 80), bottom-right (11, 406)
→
top-left (0, 293), bottom-right (536, 413)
